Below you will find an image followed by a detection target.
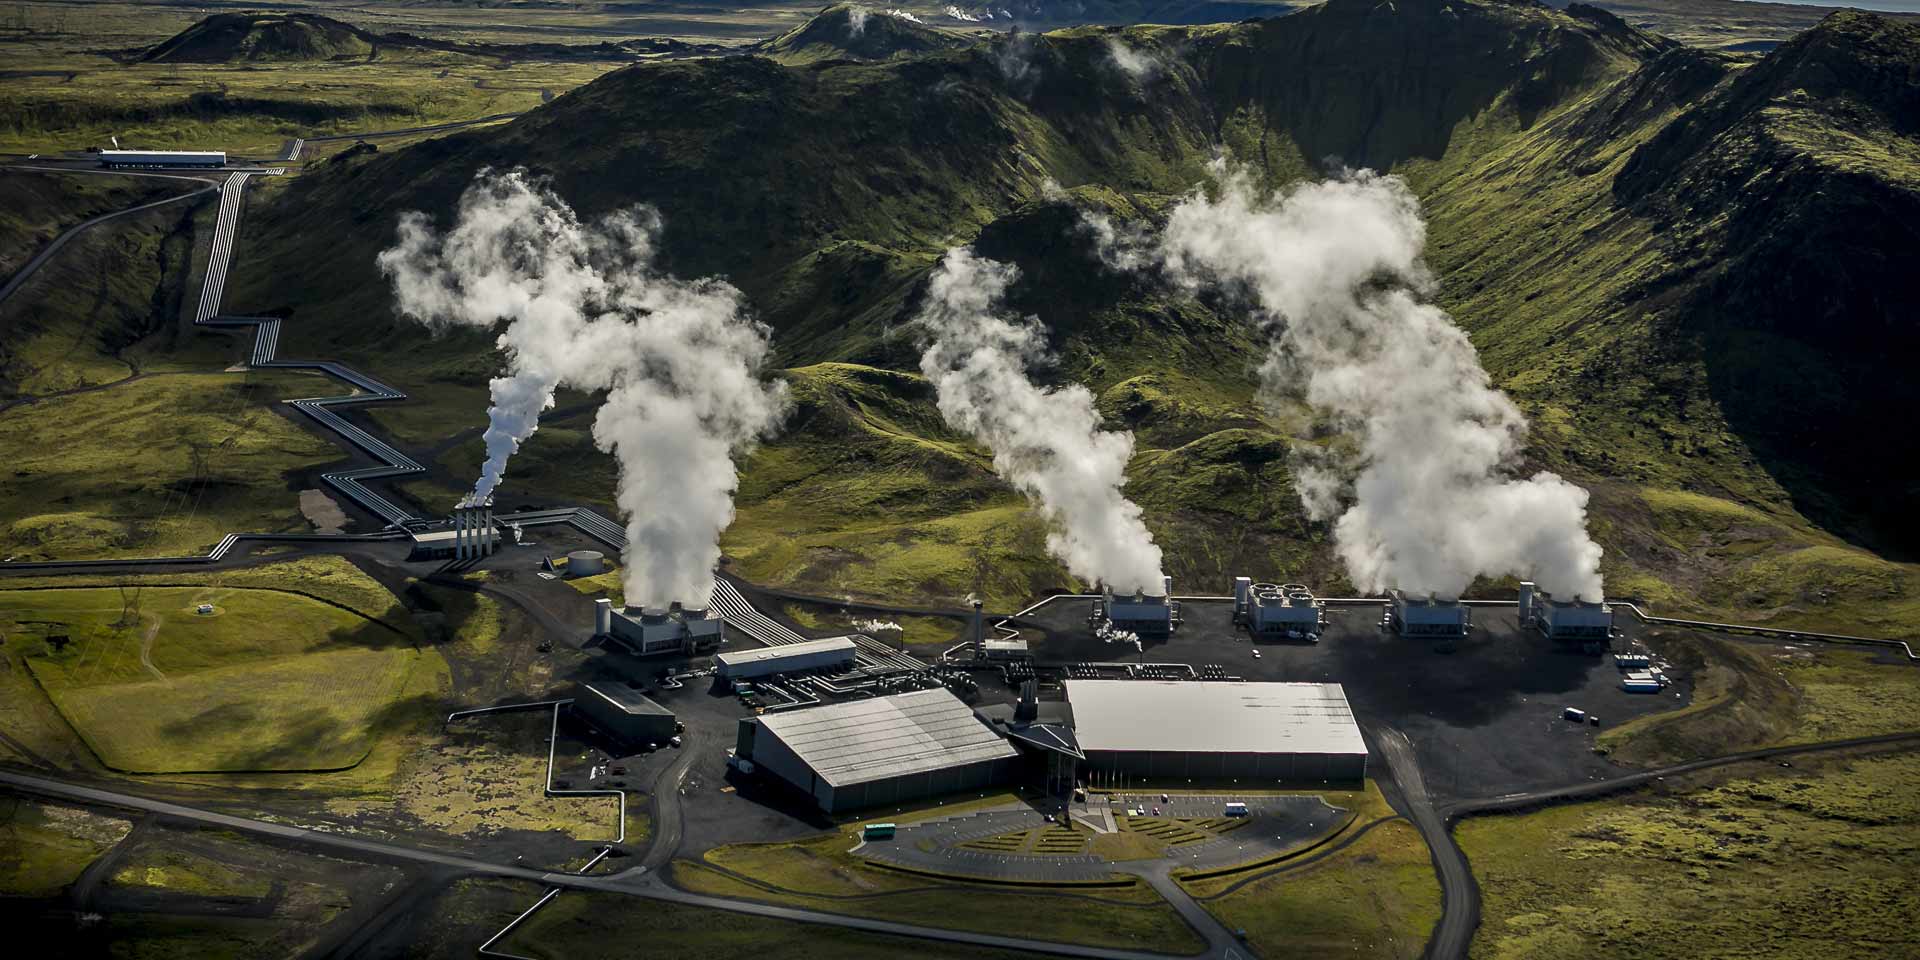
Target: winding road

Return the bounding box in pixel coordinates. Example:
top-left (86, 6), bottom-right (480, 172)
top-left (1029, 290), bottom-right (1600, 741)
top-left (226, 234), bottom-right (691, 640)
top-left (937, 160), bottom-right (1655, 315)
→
top-left (0, 768), bottom-right (1202, 960)
top-left (1376, 728), bottom-right (1479, 960)
top-left (0, 173), bottom-right (218, 308)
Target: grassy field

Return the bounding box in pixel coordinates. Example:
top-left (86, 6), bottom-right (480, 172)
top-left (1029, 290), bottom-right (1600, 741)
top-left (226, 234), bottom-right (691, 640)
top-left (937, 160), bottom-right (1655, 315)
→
top-left (1192, 819), bottom-right (1440, 959)
top-left (8, 583), bottom-right (421, 772)
top-left (680, 805), bottom-right (1205, 955)
top-left (324, 709), bottom-right (627, 842)
top-left (0, 798), bottom-right (130, 897)
top-left (111, 843), bottom-right (273, 899)
top-left (0, 1), bottom-right (626, 157)
top-left (418, 877), bottom-right (1033, 960)
top-left (783, 601), bottom-right (968, 647)
top-left (1171, 780), bottom-right (1437, 957)
top-left (1459, 750), bottom-right (1920, 960)
top-left (91, 825), bottom-right (387, 959)
top-left (0, 555), bottom-right (422, 774)
top-left (677, 856), bottom-right (1201, 954)
top-left (1596, 632), bottom-right (1920, 767)
top-left (0, 370), bottom-right (344, 560)
top-left (507, 889), bottom-right (1036, 960)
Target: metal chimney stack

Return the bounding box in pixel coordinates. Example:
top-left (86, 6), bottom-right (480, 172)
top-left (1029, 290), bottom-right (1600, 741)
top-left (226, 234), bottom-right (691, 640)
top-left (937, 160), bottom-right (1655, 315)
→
top-left (971, 599), bottom-right (985, 653)
top-left (451, 495), bottom-right (496, 562)
top-left (1015, 679), bottom-right (1038, 723)
top-left (1518, 581), bottom-right (1536, 623)
top-left (594, 598), bottom-right (613, 637)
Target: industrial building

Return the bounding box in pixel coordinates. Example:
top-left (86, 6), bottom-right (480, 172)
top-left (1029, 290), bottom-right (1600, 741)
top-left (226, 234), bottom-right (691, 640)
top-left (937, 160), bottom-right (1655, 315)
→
top-left (975, 681), bottom-right (1083, 796)
top-left (1091, 577), bottom-right (1180, 637)
top-left (573, 681), bottom-right (677, 745)
top-left (1519, 582), bottom-right (1613, 644)
top-left (1388, 591), bottom-right (1471, 639)
top-left (715, 636), bottom-right (857, 680)
top-left (595, 598), bottom-right (724, 657)
top-left (99, 149), bottom-right (226, 168)
top-left (407, 498), bottom-right (499, 561)
top-left (1064, 680), bottom-right (1366, 782)
top-left (734, 688), bottom-right (1018, 813)
top-left (1234, 579), bottom-right (1325, 639)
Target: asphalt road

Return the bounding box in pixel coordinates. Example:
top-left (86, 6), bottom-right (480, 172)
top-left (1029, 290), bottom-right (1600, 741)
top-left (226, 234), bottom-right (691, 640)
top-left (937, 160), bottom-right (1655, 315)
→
top-left (1125, 863), bottom-right (1250, 959)
top-left (1376, 727), bottom-right (1479, 960)
top-left (0, 175), bottom-right (217, 307)
top-left (1445, 728), bottom-right (1920, 818)
top-left (284, 110), bottom-right (527, 160)
top-left (0, 769), bottom-right (1201, 960)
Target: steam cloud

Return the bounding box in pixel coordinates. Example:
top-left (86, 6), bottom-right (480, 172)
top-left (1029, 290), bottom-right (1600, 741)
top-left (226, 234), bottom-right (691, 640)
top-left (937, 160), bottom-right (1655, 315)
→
top-left (379, 170), bottom-right (786, 610)
top-left (915, 248), bottom-right (1167, 595)
top-left (846, 3), bottom-right (870, 35)
top-left (1154, 164), bottom-right (1605, 600)
top-left (1104, 37), bottom-right (1161, 83)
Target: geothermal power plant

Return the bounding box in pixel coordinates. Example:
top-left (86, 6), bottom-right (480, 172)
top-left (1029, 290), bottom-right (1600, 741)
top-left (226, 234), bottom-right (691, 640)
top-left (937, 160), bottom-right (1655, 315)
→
top-left (378, 166), bottom-right (1635, 821)
top-left (522, 555), bottom-right (1629, 816)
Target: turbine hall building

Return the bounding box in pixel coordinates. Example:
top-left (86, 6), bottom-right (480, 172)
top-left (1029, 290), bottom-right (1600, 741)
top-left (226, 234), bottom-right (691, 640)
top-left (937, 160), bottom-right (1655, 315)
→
top-left (734, 688), bottom-right (1018, 813)
top-left (573, 681), bottom-right (677, 746)
top-left (1065, 680), bottom-right (1366, 783)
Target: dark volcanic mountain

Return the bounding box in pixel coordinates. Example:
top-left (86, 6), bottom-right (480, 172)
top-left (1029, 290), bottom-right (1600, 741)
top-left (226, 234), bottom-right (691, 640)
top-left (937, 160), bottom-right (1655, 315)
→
top-left (142, 12), bottom-right (379, 63)
top-left (229, 0), bottom-right (1920, 630)
top-left (753, 3), bottom-right (978, 63)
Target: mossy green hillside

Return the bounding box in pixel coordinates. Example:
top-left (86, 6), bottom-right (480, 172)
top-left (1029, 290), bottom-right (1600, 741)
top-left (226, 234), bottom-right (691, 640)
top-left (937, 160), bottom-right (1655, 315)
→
top-left (0, 192), bottom-right (219, 398)
top-left (0, 370), bottom-right (342, 561)
top-left (1459, 751), bottom-right (1920, 960)
top-left (10, 584), bottom-right (424, 772)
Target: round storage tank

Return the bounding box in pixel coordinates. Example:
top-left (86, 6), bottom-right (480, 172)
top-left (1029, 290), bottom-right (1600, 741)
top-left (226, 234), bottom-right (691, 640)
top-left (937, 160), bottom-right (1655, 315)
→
top-left (566, 550), bottom-right (606, 577)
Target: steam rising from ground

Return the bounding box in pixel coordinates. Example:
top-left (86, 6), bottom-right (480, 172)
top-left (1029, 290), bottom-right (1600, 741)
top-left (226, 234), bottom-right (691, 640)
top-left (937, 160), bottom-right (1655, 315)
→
top-left (1104, 37), bottom-right (1161, 83)
top-left (846, 4), bottom-right (870, 35)
top-left (379, 170), bottom-right (785, 610)
top-left (1153, 164), bottom-right (1604, 600)
top-left (916, 248), bottom-right (1166, 595)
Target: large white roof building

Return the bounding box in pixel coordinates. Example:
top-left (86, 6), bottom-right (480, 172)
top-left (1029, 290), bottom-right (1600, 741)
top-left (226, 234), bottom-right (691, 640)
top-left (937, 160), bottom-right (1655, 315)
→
top-left (735, 687), bottom-right (1018, 812)
top-left (1065, 680), bottom-right (1366, 782)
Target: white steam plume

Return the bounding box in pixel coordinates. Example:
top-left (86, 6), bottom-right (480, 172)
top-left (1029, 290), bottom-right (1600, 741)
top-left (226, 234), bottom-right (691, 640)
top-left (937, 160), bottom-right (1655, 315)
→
top-left (1157, 164), bottom-right (1604, 600)
top-left (916, 248), bottom-right (1166, 595)
top-left (846, 4), bottom-right (870, 35)
top-left (379, 170), bottom-right (786, 610)
top-left (1104, 37), bottom-right (1161, 83)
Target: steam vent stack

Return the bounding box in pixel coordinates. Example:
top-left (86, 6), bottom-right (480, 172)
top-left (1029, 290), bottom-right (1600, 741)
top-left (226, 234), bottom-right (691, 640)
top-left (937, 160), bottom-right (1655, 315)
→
top-left (1094, 576), bottom-right (1180, 637)
top-left (1389, 591), bottom-right (1470, 639)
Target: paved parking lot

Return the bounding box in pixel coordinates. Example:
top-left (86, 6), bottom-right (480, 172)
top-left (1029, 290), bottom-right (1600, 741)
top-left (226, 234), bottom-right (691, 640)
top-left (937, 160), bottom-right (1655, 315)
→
top-left (1016, 597), bottom-right (1691, 806)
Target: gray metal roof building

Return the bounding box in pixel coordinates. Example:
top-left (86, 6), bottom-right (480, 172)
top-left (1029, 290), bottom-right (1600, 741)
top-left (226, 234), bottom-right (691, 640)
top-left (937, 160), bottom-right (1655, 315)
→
top-left (736, 688), bottom-right (1017, 813)
top-left (573, 681), bottom-right (677, 745)
top-left (1065, 680), bottom-right (1366, 783)
top-left (714, 636), bottom-right (857, 679)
